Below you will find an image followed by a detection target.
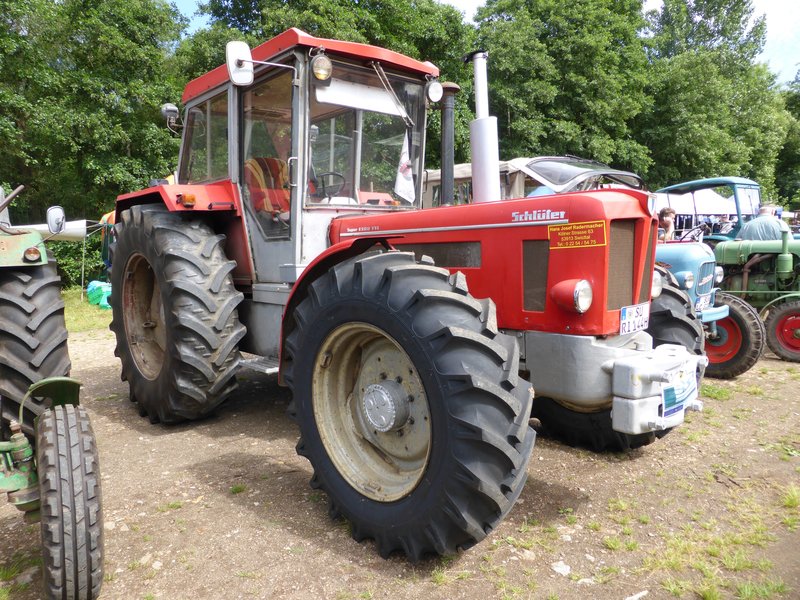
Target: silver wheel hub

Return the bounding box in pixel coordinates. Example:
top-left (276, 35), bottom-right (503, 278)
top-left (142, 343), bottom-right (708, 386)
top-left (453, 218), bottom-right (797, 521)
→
top-left (362, 381), bottom-right (410, 432)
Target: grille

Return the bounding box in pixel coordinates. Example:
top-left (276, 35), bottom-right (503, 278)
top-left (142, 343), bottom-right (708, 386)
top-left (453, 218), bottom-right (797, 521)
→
top-left (607, 220), bottom-right (635, 310)
top-left (637, 223), bottom-right (656, 303)
top-left (395, 242), bottom-right (481, 268)
top-left (523, 240), bottom-right (550, 311)
top-left (696, 260), bottom-right (716, 296)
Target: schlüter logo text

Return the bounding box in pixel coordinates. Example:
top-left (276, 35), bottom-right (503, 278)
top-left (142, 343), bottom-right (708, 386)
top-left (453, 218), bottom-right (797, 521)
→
top-left (511, 209), bottom-right (566, 223)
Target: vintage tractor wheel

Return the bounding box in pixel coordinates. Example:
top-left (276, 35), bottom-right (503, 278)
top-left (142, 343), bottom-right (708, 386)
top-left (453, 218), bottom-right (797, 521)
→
top-left (109, 205), bottom-right (245, 423)
top-left (37, 404), bottom-right (103, 600)
top-left (765, 300), bottom-right (800, 362)
top-left (0, 261), bottom-right (71, 439)
top-left (283, 251), bottom-right (535, 560)
top-left (705, 292), bottom-right (765, 378)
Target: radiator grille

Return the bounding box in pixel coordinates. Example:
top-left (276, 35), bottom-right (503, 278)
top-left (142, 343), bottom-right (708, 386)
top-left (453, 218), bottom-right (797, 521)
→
top-left (523, 240), bottom-right (550, 311)
top-left (607, 220), bottom-right (635, 310)
top-left (696, 260), bottom-right (716, 296)
top-left (637, 223), bottom-right (656, 303)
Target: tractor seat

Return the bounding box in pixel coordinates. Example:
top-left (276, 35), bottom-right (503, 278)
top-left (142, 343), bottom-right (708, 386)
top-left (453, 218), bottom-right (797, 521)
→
top-left (244, 157), bottom-right (290, 214)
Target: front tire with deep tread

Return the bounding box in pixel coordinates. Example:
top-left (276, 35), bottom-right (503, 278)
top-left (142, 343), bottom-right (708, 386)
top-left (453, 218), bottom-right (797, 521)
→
top-left (37, 404), bottom-right (103, 600)
top-left (705, 292), bottom-right (765, 378)
top-left (284, 251), bottom-right (536, 560)
top-left (0, 261), bottom-right (71, 439)
top-left (647, 282), bottom-right (706, 378)
top-left (109, 205), bottom-right (245, 423)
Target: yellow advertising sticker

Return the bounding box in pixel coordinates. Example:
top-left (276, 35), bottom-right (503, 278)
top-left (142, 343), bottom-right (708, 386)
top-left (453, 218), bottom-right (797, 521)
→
top-left (548, 220), bottom-right (607, 249)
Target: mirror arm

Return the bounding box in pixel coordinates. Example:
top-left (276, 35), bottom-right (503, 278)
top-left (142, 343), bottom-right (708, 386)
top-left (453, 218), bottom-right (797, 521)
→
top-left (238, 58), bottom-right (300, 86)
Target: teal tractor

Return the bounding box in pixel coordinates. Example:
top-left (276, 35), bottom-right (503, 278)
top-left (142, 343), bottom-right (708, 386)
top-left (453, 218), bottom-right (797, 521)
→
top-left (1, 185), bottom-right (104, 599)
top-left (655, 241), bottom-right (765, 378)
top-left (656, 177), bottom-right (799, 362)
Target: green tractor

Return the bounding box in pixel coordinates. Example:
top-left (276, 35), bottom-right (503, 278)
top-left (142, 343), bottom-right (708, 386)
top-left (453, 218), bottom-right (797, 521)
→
top-left (714, 229), bottom-right (800, 362)
top-left (1, 185), bottom-right (103, 599)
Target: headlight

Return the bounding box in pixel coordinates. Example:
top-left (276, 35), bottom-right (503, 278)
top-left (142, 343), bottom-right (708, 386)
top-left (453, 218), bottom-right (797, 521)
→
top-left (310, 54), bottom-right (333, 81)
top-left (426, 79), bottom-right (444, 103)
top-left (676, 271), bottom-right (695, 290)
top-left (714, 266), bottom-right (724, 284)
top-left (574, 280), bottom-right (593, 313)
top-left (550, 279), bottom-right (593, 313)
top-left (651, 270), bottom-right (663, 298)
top-left (23, 246), bottom-right (41, 262)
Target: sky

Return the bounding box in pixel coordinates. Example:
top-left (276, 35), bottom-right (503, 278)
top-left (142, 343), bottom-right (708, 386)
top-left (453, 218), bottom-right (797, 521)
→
top-left (173, 0), bottom-right (798, 84)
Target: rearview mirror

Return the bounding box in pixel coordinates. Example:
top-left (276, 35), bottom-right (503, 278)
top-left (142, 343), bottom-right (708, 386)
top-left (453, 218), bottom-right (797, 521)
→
top-left (226, 41), bottom-right (254, 86)
top-left (46, 206), bottom-right (66, 234)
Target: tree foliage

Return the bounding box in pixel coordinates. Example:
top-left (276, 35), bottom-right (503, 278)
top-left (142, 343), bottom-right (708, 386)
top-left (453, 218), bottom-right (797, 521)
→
top-left (476, 0), bottom-right (651, 172)
top-left (0, 0), bottom-right (184, 223)
top-left (637, 0), bottom-right (789, 193)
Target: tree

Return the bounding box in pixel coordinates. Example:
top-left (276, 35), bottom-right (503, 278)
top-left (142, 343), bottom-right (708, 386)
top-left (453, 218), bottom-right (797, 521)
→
top-left (775, 73), bottom-right (800, 206)
top-left (646, 0), bottom-right (766, 64)
top-left (476, 0), bottom-right (651, 172)
top-left (0, 0), bottom-right (184, 223)
top-left (638, 0), bottom-right (789, 190)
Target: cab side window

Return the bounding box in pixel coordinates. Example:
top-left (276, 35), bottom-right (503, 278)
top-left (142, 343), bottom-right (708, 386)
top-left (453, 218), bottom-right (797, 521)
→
top-left (179, 92), bottom-right (229, 184)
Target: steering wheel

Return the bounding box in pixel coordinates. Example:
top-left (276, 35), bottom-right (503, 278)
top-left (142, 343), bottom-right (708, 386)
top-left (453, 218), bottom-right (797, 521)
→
top-left (679, 223), bottom-right (710, 242)
top-left (316, 172), bottom-right (346, 199)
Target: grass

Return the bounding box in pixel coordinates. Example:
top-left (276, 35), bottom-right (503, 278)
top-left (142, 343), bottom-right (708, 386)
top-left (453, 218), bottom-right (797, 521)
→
top-left (62, 286), bottom-right (113, 332)
top-left (780, 484), bottom-right (799, 509)
top-left (157, 500), bottom-right (183, 512)
top-left (701, 383), bottom-right (733, 401)
top-left (229, 484), bottom-right (248, 495)
top-left (735, 578), bottom-right (788, 599)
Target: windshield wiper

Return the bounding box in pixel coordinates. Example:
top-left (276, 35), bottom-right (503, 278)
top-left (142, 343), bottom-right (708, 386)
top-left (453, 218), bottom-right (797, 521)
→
top-left (369, 61), bottom-right (414, 129)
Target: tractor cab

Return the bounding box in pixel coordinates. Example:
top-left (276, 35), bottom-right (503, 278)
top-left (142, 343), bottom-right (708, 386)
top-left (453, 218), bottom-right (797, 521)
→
top-left (173, 29), bottom-right (439, 284)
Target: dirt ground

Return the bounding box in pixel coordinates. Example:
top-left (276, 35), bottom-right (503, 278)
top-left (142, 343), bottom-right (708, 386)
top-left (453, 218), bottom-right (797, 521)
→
top-left (2, 329), bottom-right (799, 600)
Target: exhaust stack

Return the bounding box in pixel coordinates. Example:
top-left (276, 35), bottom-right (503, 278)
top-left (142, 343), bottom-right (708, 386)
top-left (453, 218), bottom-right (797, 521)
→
top-left (465, 51), bottom-right (501, 203)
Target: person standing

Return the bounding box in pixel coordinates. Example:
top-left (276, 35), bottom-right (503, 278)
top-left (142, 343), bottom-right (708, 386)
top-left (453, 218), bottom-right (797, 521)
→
top-left (738, 205), bottom-right (785, 240)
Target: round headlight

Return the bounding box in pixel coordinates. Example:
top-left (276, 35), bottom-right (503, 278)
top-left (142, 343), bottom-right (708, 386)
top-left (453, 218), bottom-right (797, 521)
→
top-left (426, 79), bottom-right (444, 103)
top-left (647, 194), bottom-right (657, 217)
top-left (651, 270), bottom-right (663, 298)
top-left (23, 246), bottom-right (41, 262)
top-left (311, 54), bottom-right (333, 81)
top-left (714, 266), bottom-right (724, 284)
top-left (574, 280), bottom-right (593, 313)
top-left (681, 272), bottom-right (695, 290)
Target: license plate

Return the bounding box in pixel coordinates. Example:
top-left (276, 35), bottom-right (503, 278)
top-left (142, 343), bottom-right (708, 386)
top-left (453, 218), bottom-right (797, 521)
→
top-left (662, 365), bottom-right (698, 417)
top-left (620, 302), bottom-right (650, 334)
top-left (695, 294), bottom-right (711, 313)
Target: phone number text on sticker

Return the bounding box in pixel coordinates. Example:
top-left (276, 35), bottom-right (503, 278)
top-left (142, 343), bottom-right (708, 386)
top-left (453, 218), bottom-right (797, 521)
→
top-left (620, 302), bottom-right (650, 334)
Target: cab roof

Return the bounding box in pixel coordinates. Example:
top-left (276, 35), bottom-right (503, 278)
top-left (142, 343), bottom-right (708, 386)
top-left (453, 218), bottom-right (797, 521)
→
top-left (657, 177), bottom-right (760, 194)
top-left (182, 28), bottom-right (440, 104)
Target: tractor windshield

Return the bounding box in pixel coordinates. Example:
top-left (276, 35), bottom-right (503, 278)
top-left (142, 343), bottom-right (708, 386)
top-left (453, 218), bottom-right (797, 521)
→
top-left (306, 60), bottom-right (426, 209)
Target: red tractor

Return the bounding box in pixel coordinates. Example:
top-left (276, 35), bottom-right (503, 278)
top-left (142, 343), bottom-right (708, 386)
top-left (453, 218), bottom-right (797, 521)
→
top-left (109, 29), bottom-right (704, 560)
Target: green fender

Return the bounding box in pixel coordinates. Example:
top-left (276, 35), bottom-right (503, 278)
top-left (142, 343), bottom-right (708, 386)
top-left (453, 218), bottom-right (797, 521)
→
top-left (19, 377), bottom-right (82, 423)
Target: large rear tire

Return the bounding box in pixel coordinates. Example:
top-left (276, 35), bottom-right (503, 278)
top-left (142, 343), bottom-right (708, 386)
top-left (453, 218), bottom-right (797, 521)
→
top-left (284, 252), bottom-right (535, 560)
top-left (0, 261), bottom-right (71, 439)
top-left (764, 300), bottom-right (800, 362)
top-left (37, 404), bottom-right (103, 600)
top-left (109, 205), bottom-right (245, 423)
top-left (705, 292), bottom-right (765, 378)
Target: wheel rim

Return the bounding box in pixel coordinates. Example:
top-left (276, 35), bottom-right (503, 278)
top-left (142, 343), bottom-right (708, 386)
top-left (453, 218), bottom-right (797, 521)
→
top-left (312, 322), bottom-right (431, 502)
top-left (706, 316), bottom-right (742, 363)
top-left (122, 254), bottom-right (166, 380)
top-left (774, 311), bottom-right (800, 354)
